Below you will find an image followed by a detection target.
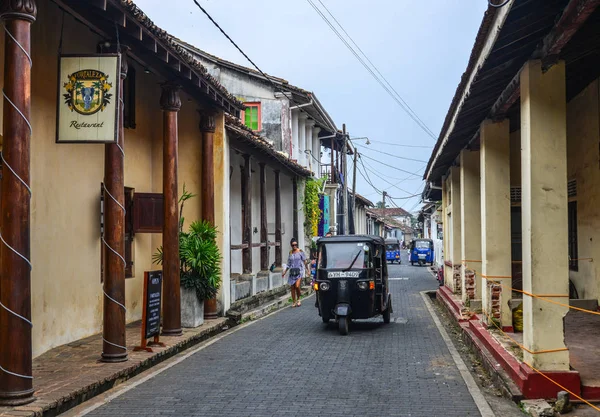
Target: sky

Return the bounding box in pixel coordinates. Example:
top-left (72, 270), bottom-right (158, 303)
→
top-left (134, 0), bottom-right (488, 214)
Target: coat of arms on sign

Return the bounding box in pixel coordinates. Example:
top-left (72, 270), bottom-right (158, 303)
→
top-left (63, 69), bottom-right (113, 115)
top-left (56, 54), bottom-right (119, 143)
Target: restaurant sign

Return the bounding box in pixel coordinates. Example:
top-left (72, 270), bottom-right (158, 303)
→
top-left (57, 54), bottom-right (120, 143)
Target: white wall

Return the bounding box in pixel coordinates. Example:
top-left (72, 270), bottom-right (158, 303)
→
top-left (229, 152), bottom-right (243, 275)
top-left (251, 159), bottom-right (261, 274)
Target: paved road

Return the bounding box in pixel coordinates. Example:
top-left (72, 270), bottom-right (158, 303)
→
top-left (86, 253), bottom-right (482, 417)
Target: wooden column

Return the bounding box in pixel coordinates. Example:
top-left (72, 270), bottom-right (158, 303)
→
top-left (259, 163), bottom-right (268, 270)
top-left (275, 171), bottom-right (282, 266)
top-left (242, 154), bottom-right (252, 274)
top-left (292, 177), bottom-right (299, 239)
top-left (200, 113), bottom-right (216, 224)
top-left (101, 49), bottom-right (128, 363)
top-left (0, 0), bottom-right (37, 405)
top-left (160, 83), bottom-right (182, 336)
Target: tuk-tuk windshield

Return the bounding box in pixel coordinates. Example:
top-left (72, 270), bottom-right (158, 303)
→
top-left (318, 242), bottom-right (372, 270)
top-left (415, 241), bottom-right (431, 249)
top-left (386, 244), bottom-right (398, 251)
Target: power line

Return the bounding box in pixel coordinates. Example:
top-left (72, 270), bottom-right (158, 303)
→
top-left (359, 153), bottom-right (424, 176)
top-left (359, 146), bottom-right (428, 163)
top-left (192, 0), bottom-right (310, 114)
top-left (362, 161), bottom-right (413, 195)
top-left (357, 156), bottom-right (423, 201)
top-left (314, 0), bottom-right (437, 139)
top-left (304, 0), bottom-right (437, 141)
top-left (363, 139), bottom-right (433, 149)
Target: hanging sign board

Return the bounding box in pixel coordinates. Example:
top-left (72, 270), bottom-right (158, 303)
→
top-left (134, 271), bottom-right (166, 353)
top-left (56, 54), bottom-right (120, 143)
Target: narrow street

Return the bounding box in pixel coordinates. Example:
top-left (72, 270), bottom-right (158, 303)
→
top-left (81, 254), bottom-right (485, 417)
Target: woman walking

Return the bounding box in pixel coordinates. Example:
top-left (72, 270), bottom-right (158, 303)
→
top-left (283, 238), bottom-right (306, 307)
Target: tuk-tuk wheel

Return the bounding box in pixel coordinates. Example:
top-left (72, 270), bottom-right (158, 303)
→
top-left (383, 307), bottom-right (391, 324)
top-left (338, 316), bottom-right (349, 335)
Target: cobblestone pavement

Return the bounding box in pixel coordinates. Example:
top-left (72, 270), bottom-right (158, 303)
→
top-left (86, 254), bottom-right (482, 417)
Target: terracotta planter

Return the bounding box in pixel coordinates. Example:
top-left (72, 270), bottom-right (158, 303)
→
top-left (204, 297), bottom-right (218, 319)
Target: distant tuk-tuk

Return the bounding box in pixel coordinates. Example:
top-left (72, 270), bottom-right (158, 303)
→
top-left (385, 238), bottom-right (401, 264)
top-left (409, 238), bottom-right (434, 266)
top-left (314, 235), bottom-right (393, 335)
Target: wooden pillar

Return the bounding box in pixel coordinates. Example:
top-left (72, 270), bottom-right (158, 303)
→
top-left (275, 171), bottom-right (282, 266)
top-left (292, 177), bottom-right (299, 240)
top-left (242, 154), bottom-right (252, 274)
top-left (260, 163), bottom-right (268, 270)
top-left (0, 0), bottom-right (37, 405)
top-left (160, 83), bottom-right (181, 336)
top-left (101, 49), bottom-right (128, 363)
top-left (200, 113), bottom-right (216, 224)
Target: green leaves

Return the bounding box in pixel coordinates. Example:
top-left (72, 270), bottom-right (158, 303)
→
top-left (303, 177), bottom-right (326, 239)
top-left (153, 186), bottom-right (221, 304)
top-left (179, 220), bottom-right (222, 302)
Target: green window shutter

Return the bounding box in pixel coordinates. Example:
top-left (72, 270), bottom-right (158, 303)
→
top-left (244, 109), bottom-right (252, 129)
top-left (244, 105), bottom-right (259, 130)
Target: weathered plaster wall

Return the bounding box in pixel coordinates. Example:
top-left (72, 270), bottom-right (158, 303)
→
top-left (3, 2), bottom-right (209, 357)
top-left (566, 79), bottom-right (600, 300)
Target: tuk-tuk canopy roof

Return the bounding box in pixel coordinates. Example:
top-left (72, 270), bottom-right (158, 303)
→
top-left (385, 238), bottom-right (400, 244)
top-left (319, 235), bottom-right (385, 245)
top-left (413, 238), bottom-right (433, 243)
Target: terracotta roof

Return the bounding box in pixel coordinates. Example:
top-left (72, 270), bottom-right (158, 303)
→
top-left (353, 193), bottom-right (374, 208)
top-left (171, 38), bottom-right (337, 133)
top-left (118, 0), bottom-right (244, 111)
top-left (225, 114), bottom-right (312, 177)
top-left (369, 207), bottom-right (411, 217)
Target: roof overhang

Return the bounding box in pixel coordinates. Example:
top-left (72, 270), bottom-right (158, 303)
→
top-left (425, 0), bottom-right (599, 183)
top-left (225, 115), bottom-right (313, 178)
top-left (54, 0), bottom-right (245, 115)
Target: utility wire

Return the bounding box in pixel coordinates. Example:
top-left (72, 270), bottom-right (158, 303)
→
top-left (360, 153), bottom-right (424, 176)
top-left (357, 157), bottom-right (423, 201)
top-left (314, 0), bottom-right (437, 139)
top-left (192, 0), bottom-right (310, 113)
top-left (361, 139), bottom-right (433, 149)
top-left (304, 0), bottom-right (436, 141)
top-left (363, 164), bottom-right (413, 195)
top-left (359, 146), bottom-right (427, 163)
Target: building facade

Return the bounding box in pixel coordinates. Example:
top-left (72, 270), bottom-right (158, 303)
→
top-left (423, 0), bottom-right (600, 399)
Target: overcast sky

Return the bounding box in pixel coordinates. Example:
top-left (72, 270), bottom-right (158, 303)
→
top-left (135, 0), bottom-right (487, 213)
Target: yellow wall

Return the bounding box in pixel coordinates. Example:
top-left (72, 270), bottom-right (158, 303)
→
top-left (0, 2), bottom-right (206, 357)
top-left (566, 79), bottom-right (600, 300)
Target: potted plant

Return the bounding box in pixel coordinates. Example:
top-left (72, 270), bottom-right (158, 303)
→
top-left (153, 187), bottom-right (221, 327)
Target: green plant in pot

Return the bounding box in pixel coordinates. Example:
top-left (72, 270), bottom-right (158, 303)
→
top-left (153, 186), bottom-right (221, 321)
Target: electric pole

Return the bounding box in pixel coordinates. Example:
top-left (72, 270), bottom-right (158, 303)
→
top-left (342, 124), bottom-right (348, 235)
top-left (352, 149), bottom-right (357, 235)
top-left (382, 191), bottom-right (387, 237)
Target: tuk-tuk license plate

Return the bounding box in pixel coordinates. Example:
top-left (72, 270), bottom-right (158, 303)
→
top-left (328, 271), bottom-right (360, 278)
top-left (418, 254), bottom-right (426, 259)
